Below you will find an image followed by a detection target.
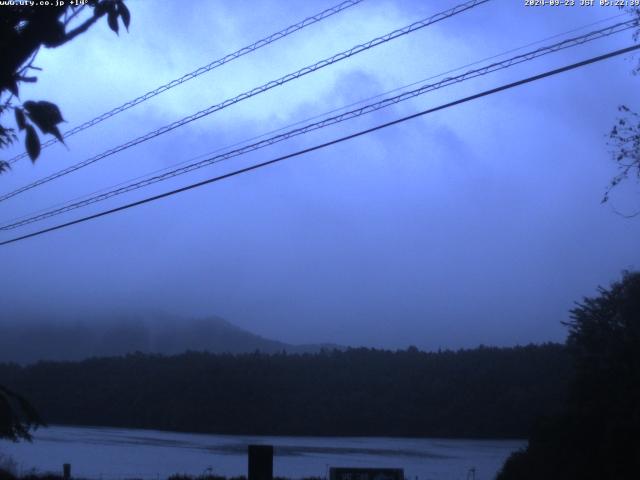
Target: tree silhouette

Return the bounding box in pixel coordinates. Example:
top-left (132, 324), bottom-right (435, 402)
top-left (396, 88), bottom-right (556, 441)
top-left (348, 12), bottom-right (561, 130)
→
top-left (603, 7), bottom-right (640, 208)
top-left (0, 385), bottom-right (43, 442)
top-left (497, 271), bottom-right (640, 480)
top-left (0, 0), bottom-right (130, 173)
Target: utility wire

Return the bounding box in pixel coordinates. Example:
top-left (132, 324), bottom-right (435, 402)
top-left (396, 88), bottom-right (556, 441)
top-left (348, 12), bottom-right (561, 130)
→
top-left (1, 19), bottom-right (635, 231)
top-left (5, 13), bottom-right (626, 228)
top-left (11, 7), bottom-right (623, 221)
top-left (212, 11), bottom-right (631, 151)
top-left (0, 0), bottom-right (489, 204)
top-left (2, 44), bottom-right (638, 247)
top-left (6, 0), bottom-right (365, 165)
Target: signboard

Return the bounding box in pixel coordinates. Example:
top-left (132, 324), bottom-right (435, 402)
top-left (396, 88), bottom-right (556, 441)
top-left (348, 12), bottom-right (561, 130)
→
top-left (329, 467), bottom-right (404, 480)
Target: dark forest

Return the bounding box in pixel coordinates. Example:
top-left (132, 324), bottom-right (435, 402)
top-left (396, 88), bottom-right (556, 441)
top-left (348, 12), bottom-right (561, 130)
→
top-left (0, 344), bottom-right (569, 439)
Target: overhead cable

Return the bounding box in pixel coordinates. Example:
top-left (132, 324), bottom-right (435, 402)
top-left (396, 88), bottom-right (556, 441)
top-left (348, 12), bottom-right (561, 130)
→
top-left (5, 12), bottom-right (627, 229)
top-left (6, 0), bottom-right (365, 165)
top-left (2, 43), bottom-right (638, 247)
top-left (1, 19), bottom-right (635, 231)
top-left (0, 0), bottom-right (489, 203)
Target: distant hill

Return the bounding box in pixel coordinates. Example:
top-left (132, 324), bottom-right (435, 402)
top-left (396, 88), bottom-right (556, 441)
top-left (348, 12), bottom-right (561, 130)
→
top-left (0, 314), bottom-right (341, 364)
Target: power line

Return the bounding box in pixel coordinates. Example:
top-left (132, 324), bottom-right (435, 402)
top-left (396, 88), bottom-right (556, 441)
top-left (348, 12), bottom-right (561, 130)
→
top-left (2, 43), bottom-right (638, 247)
top-left (6, 0), bottom-right (365, 165)
top-left (225, 11), bottom-right (633, 147)
top-left (4, 12), bottom-right (631, 216)
top-left (6, 8), bottom-right (622, 216)
top-left (2, 19), bottom-right (634, 231)
top-left (0, 0), bottom-right (489, 204)
top-left (4, 13), bottom-right (626, 229)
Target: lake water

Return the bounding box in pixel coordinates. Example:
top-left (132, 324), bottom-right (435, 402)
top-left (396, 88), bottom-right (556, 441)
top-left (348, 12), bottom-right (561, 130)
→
top-left (0, 426), bottom-right (524, 480)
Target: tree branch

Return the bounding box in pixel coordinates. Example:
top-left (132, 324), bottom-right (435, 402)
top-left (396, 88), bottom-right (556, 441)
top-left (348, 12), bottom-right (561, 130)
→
top-left (60, 11), bottom-right (103, 45)
top-left (64, 5), bottom-right (85, 27)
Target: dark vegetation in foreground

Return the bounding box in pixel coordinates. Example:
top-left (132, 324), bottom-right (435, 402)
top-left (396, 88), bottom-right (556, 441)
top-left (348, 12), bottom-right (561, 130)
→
top-left (0, 343), bottom-right (569, 439)
top-left (497, 271), bottom-right (640, 480)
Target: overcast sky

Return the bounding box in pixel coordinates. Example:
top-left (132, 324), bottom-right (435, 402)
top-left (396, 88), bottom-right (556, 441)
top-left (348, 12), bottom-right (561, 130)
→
top-left (1, 0), bottom-right (639, 350)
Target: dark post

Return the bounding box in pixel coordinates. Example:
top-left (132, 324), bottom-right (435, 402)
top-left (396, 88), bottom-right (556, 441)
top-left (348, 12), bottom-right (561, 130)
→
top-left (63, 464), bottom-right (71, 480)
top-left (248, 444), bottom-right (273, 480)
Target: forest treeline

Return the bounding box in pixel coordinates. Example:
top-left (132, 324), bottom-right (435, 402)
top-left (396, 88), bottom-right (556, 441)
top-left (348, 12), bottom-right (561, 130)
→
top-left (0, 344), bottom-right (570, 438)
top-left (496, 271), bottom-right (640, 479)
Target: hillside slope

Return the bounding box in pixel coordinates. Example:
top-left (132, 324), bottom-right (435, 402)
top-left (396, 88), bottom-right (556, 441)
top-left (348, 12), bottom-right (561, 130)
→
top-left (0, 314), bottom-right (339, 364)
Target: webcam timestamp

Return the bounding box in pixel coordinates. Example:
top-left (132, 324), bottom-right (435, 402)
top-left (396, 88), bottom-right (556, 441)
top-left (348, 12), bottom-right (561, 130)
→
top-left (525, 0), bottom-right (640, 6)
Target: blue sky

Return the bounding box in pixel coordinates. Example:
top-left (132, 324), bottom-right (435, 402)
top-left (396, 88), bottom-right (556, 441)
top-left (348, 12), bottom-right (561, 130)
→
top-left (1, 0), bottom-right (639, 350)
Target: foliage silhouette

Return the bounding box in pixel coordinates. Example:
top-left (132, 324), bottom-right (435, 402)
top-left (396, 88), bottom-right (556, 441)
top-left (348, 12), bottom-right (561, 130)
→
top-left (603, 7), bottom-right (640, 207)
top-left (0, 0), bottom-right (130, 172)
top-left (497, 271), bottom-right (640, 480)
top-left (0, 385), bottom-right (43, 442)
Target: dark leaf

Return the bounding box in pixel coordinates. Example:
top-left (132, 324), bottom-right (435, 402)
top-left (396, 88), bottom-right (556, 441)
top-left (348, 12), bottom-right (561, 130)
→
top-left (24, 100), bottom-right (65, 138)
top-left (118, 1), bottom-right (130, 30)
top-left (108, 9), bottom-right (119, 34)
top-left (24, 100), bottom-right (64, 125)
top-left (0, 161), bottom-right (10, 174)
top-left (49, 124), bottom-right (65, 144)
top-left (93, 1), bottom-right (107, 16)
top-left (25, 125), bottom-right (40, 162)
top-left (15, 108), bottom-right (26, 130)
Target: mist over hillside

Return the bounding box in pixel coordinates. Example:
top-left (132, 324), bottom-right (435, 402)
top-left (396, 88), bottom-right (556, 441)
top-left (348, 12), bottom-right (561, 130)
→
top-left (0, 313), bottom-right (340, 364)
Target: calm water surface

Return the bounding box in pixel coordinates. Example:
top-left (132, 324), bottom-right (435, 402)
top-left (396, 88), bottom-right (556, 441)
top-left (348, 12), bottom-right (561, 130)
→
top-left (0, 426), bottom-right (524, 480)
